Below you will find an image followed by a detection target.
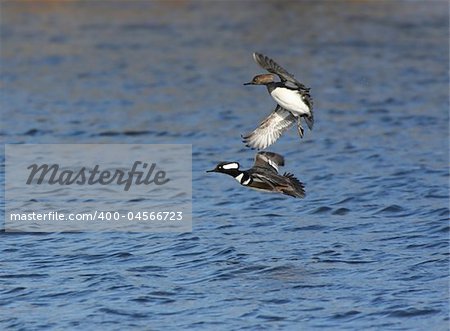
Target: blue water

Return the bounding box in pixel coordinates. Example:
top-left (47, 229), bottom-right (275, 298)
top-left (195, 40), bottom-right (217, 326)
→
top-left (1, 1), bottom-right (449, 330)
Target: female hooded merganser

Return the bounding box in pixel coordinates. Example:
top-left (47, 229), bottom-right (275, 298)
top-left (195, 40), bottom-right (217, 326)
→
top-left (243, 52), bottom-right (314, 150)
top-left (207, 151), bottom-right (305, 198)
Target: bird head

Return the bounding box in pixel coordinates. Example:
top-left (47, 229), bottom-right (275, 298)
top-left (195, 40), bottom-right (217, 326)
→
top-left (207, 162), bottom-right (240, 174)
top-left (244, 74), bottom-right (275, 85)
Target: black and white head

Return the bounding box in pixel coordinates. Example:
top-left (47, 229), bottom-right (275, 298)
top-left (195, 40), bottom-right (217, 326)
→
top-left (207, 161), bottom-right (253, 186)
top-left (207, 161), bottom-right (240, 175)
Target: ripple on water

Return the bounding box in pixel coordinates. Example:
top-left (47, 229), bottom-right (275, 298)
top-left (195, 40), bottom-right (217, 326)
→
top-left (23, 128), bottom-right (54, 136)
top-left (288, 225), bottom-right (329, 232)
top-left (310, 206), bottom-right (333, 214)
top-left (98, 308), bottom-right (148, 319)
top-left (374, 204), bottom-right (405, 214)
top-left (332, 208), bottom-right (350, 215)
top-left (386, 308), bottom-right (441, 318)
top-left (331, 310), bottom-right (361, 320)
top-left (95, 130), bottom-right (164, 137)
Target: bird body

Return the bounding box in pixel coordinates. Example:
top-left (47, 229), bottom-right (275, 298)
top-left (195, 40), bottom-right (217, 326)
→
top-left (270, 85), bottom-right (311, 116)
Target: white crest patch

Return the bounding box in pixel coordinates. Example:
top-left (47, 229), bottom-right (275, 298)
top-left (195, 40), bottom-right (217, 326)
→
top-left (223, 162), bottom-right (239, 170)
top-left (235, 173), bottom-right (244, 183)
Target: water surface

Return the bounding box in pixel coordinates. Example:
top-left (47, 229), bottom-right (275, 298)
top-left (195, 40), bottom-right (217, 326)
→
top-left (1, 1), bottom-right (449, 330)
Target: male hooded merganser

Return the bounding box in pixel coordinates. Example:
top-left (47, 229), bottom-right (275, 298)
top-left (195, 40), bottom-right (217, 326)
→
top-left (207, 151), bottom-right (305, 198)
top-left (243, 52), bottom-right (314, 150)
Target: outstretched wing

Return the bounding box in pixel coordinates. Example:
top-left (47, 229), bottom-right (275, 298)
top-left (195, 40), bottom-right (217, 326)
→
top-left (242, 106), bottom-right (295, 150)
top-left (253, 52), bottom-right (309, 90)
top-left (252, 151), bottom-right (285, 173)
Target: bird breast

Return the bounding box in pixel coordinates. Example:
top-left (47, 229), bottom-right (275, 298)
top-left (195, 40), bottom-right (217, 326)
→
top-left (270, 88), bottom-right (310, 115)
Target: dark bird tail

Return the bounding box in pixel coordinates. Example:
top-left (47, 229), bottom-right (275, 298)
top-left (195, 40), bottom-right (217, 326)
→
top-left (304, 110), bottom-right (314, 130)
top-left (282, 172), bottom-right (305, 198)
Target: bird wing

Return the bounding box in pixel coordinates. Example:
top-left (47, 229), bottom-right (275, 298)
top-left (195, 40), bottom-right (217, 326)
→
top-left (252, 151), bottom-right (285, 174)
top-left (253, 52), bottom-right (309, 90)
top-left (247, 174), bottom-right (278, 191)
top-left (250, 170), bottom-right (291, 189)
top-left (242, 106), bottom-right (295, 150)
top-left (250, 170), bottom-right (305, 198)
top-left (282, 172), bottom-right (305, 198)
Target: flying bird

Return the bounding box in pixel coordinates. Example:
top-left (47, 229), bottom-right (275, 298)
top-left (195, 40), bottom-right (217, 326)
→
top-left (207, 151), bottom-right (305, 198)
top-left (243, 52), bottom-right (314, 149)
